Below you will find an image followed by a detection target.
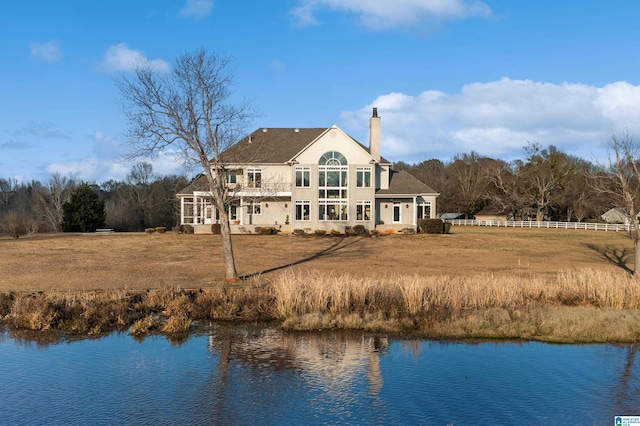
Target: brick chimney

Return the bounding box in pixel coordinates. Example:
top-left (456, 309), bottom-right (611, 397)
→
top-left (369, 107), bottom-right (380, 162)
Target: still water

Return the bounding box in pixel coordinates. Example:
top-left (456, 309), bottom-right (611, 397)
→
top-left (1, 326), bottom-right (638, 425)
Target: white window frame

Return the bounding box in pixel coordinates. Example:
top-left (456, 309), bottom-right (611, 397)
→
top-left (182, 197), bottom-right (195, 224)
top-left (295, 167), bottom-right (311, 187)
top-left (356, 167), bottom-right (372, 188)
top-left (295, 200), bottom-right (310, 221)
top-left (417, 201), bottom-right (432, 219)
top-left (318, 151), bottom-right (348, 221)
top-left (247, 168), bottom-right (262, 188)
top-left (356, 200), bottom-right (372, 221)
top-left (248, 202), bottom-right (262, 216)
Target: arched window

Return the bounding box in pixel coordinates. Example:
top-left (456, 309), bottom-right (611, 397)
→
top-left (319, 151), bottom-right (347, 166)
top-left (318, 151), bottom-right (348, 221)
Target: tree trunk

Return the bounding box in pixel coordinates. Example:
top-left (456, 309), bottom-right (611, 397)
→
top-left (219, 213), bottom-right (239, 282)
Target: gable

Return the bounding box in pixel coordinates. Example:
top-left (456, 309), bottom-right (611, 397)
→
top-left (293, 126), bottom-right (375, 165)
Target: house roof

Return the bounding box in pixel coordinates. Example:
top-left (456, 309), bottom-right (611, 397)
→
top-left (176, 174), bottom-right (209, 196)
top-left (219, 127), bottom-right (390, 164)
top-left (375, 169), bottom-right (438, 196)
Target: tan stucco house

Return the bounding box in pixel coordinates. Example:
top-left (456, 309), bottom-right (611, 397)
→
top-left (177, 108), bottom-right (439, 234)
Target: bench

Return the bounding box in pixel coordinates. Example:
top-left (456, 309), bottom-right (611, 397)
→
top-left (95, 228), bottom-right (114, 235)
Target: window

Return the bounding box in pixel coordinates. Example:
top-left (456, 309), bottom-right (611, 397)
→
top-left (295, 200), bottom-right (310, 221)
top-left (247, 168), bottom-right (262, 188)
top-left (318, 151), bottom-right (348, 221)
top-left (319, 201), bottom-right (348, 221)
top-left (295, 167), bottom-right (310, 187)
top-left (356, 201), bottom-right (371, 221)
top-left (417, 201), bottom-right (432, 220)
top-left (248, 202), bottom-right (261, 215)
top-left (227, 172), bottom-right (237, 184)
top-left (183, 197), bottom-right (194, 224)
top-left (356, 167), bottom-right (372, 188)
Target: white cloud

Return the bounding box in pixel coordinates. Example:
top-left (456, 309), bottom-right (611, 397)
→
top-left (45, 131), bottom-right (183, 182)
top-left (29, 41), bottom-right (61, 63)
top-left (339, 78), bottom-right (640, 162)
top-left (101, 43), bottom-right (169, 73)
top-left (180, 0), bottom-right (213, 17)
top-left (270, 59), bottom-right (287, 73)
top-left (290, 0), bottom-right (491, 30)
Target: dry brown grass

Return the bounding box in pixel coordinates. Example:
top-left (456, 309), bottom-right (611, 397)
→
top-left (1, 227), bottom-right (639, 341)
top-left (0, 226), bottom-right (634, 291)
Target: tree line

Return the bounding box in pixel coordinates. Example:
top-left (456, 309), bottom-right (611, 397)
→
top-left (0, 162), bottom-right (188, 237)
top-left (395, 142), bottom-right (614, 222)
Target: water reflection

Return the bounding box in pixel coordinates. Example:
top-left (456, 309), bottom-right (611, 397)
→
top-left (1, 326), bottom-right (639, 425)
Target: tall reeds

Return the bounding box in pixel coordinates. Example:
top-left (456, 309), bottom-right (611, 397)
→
top-left (2, 268), bottom-right (640, 341)
top-left (271, 268), bottom-right (640, 317)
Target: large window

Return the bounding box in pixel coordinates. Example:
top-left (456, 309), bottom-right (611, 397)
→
top-left (318, 151), bottom-right (348, 221)
top-left (356, 200), bottom-right (371, 221)
top-left (356, 167), bottom-right (372, 188)
top-left (295, 167), bottom-right (310, 187)
top-left (295, 200), bottom-right (310, 221)
top-left (247, 168), bottom-right (262, 188)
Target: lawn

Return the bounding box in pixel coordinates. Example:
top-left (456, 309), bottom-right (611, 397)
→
top-left (0, 225), bottom-right (633, 291)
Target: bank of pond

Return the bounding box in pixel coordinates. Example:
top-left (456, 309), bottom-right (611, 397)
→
top-left (2, 268), bottom-right (640, 343)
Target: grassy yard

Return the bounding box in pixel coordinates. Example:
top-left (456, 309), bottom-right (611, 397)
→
top-left (0, 225), bottom-right (634, 291)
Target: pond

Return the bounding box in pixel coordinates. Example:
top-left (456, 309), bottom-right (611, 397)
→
top-left (1, 326), bottom-right (638, 425)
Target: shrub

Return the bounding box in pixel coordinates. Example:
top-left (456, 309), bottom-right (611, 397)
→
top-left (211, 224), bottom-right (221, 234)
top-left (418, 218), bottom-right (445, 234)
top-left (258, 226), bottom-right (277, 235)
top-left (145, 228), bottom-right (156, 234)
top-left (293, 229), bottom-right (305, 235)
top-left (314, 229), bottom-right (326, 236)
top-left (155, 227), bottom-right (166, 234)
top-left (370, 229), bottom-right (380, 236)
top-left (352, 224), bottom-right (366, 235)
top-left (345, 229), bottom-right (356, 236)
top-left (330, 230), bottom-right (342, 237)
top-left (177, 224), bottom-right (194, 234)
top-left (401, 227), bottom-right (416, 234)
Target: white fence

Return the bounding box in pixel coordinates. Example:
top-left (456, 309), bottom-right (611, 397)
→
top-left (447, 219), bottom-right (630, 232)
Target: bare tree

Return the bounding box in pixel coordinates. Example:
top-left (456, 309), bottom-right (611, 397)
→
top-left (126, 162), bottom-right (156, 230)
top-left (522, 143), bottom-right (574, 221)
top-left (31, 173), bottom-right (76, 232)
top-left (117, 49), bottom-right (256, 282)
top-left (1, 210), bottom-right (27, 238)
top-left (592, 132), bottom-right (640, 276)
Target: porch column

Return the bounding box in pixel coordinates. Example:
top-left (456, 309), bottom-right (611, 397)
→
top-left (413, 196), bottom-right (417, 226)
top-left (240, 196), bottom-right (244, 225)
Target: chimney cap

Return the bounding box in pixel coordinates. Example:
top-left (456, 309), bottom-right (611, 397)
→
top-left (372, 107), bottom-right (378, 118)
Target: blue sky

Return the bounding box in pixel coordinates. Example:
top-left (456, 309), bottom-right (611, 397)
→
top-left (3, 0), bottom-right (640, 182)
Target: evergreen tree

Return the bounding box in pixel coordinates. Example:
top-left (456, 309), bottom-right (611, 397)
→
top-left (62, 183), bottom-right (106, 232)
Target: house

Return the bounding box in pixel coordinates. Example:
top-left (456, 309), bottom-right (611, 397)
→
top-left (601, 207), bottom-right (639, 224)
top-left (474, 208), bottom-right (510, 222)
top-left (177, 108), bottom-right (439, 234)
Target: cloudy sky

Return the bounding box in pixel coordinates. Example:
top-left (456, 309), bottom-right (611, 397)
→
top-left (2, 0), bottom-right (640, 182)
